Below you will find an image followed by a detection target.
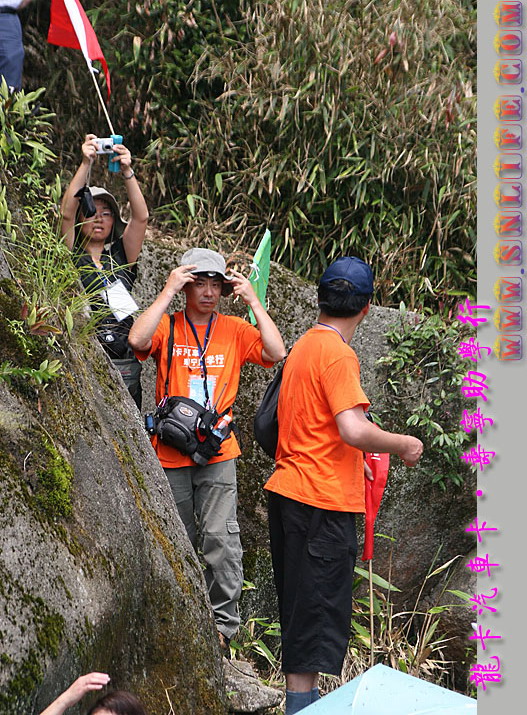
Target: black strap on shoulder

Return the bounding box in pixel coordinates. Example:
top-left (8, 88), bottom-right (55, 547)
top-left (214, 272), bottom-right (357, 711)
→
top-left (164, 313), bottom-right (175, 397)
top-left (163, 313), bottom-right (232, 419)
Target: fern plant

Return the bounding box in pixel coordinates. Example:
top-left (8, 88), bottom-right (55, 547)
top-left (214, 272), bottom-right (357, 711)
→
top-left (377, 303), bottom-right (473, 489)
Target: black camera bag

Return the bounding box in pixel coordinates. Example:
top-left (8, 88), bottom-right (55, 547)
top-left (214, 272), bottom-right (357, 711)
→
top-left (97, 327), bottom-right (132, 359)
top-left (153, 314), bottom-right (232, 463)
top-left (155, 396), bottom-right (208, 455)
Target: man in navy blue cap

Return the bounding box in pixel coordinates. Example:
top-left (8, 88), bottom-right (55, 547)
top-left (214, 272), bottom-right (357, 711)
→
top-left (265, 256), bottom-right (423, 714)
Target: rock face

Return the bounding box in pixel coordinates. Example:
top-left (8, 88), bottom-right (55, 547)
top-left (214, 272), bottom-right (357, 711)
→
top-left (134, 238), bottom-right (476, 680)
top-left (0, 288), bottom-right (226, 713)
top-left (0, 233), bottom-right (475, 712)
top-left (223, 659), bottom-right (282, 713)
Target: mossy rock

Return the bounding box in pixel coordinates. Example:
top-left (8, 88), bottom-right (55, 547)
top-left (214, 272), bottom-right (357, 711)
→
top-left (0, 334), bottom-right (227, 713)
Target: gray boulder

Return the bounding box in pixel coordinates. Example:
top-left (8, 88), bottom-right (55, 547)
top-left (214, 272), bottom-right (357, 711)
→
top-left (223, 659), bottom-right (282, 713)
top-left (134, 238), bottom-right (476, 685)
top-left (0, 292), bottom-right (226, 713)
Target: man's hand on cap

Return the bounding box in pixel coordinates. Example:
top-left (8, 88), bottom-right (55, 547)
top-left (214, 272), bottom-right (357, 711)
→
top-left (166, 265), bottom-right (197, 295)
top-left (229, 269), bottom-right (258, 306)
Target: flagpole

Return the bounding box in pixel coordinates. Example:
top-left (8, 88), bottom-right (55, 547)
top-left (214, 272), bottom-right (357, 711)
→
top-left (87, 64), bottom-right (114, 135)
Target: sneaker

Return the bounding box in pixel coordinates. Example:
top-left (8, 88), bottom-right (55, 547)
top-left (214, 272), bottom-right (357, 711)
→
top-left (218, 631), bottom-right (231, 659)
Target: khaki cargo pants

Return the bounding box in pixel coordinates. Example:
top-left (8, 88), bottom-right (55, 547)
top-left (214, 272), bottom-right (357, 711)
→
top-left (164, 459), bottom-right (243, 639)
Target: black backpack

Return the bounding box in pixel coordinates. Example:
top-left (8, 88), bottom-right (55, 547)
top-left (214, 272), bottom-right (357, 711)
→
top-left (253, 358), bottom-right (286, 458)
top-left (254, 351), bottom-right (374, 459)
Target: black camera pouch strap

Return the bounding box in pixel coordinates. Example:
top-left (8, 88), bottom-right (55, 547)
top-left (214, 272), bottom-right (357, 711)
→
top-left (74, 184), bottom-right (96, 218)
top-left (163, 313), bottom-right (176, 398)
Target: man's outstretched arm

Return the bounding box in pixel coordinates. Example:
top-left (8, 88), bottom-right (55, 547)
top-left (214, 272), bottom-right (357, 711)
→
top-left (336, 406), bottom-right (423, 467)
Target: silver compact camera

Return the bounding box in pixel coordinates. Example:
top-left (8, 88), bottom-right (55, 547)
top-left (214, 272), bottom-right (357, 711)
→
top-left (94, 137), bottom-right (116, 154)
top-left (92, 134), bottom-right (123, 172)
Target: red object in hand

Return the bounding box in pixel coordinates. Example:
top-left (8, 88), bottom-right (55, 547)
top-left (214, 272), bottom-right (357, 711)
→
top-left (362, 450), bottom-right (390, 561)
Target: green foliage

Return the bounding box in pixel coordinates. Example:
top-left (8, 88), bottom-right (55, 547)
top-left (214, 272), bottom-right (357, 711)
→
top-left (24, 0), bottom-right (475, 312)
top-left (324, 553), bottom-right (474, 694)
top-left (105, 0), bottom-right (245, 142)
top-left (0, 359), bottom-right (62, 387)
top-left (25, 1), bottom-right (244, 169)
top-left (230, 581), bottom-right (282, 673)
top-left (0, 88), bottom-right (107, 385)
top-left (354, 565), bottom-right (400, 593)
top-left (147, 0), bottom-right (475, 310)
top-left (230, 616), bottom-right (281, 672)
top-left (377, 303), bottom-right (472, 488)
top-left (6, 208), bottom-right (92, 345)
top-left (0, 279), bottom-right (54, 391)
top-left (35, 440), bottom-right (74, 519)
top-left (0, 82), bottom-right (55, 171)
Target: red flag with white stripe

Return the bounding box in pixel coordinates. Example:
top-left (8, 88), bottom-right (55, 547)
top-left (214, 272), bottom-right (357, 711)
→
top-left (47, 0), bottom-right (111, 99)
top-left (361, 449), bottom-right (390, 562)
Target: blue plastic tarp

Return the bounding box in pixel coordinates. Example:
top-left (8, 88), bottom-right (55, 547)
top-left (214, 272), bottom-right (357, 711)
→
top-left (302, 664), bottom-right (477, 714)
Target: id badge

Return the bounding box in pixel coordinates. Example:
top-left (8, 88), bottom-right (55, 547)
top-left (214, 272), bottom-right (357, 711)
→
top-left (102, 279), bottom-right (139, 322)
top-left (189, 375), bottom-right (217, 407)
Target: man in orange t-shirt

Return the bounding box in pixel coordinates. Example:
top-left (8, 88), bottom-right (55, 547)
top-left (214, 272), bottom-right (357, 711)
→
top-left (129, 248), bottom-right (285, 652)
top-left (264, 257), bottom-right (423, 714)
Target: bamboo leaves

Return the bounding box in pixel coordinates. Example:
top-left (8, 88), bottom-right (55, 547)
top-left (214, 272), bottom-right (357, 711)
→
top-left (27, 0), bottom-right (474, 311)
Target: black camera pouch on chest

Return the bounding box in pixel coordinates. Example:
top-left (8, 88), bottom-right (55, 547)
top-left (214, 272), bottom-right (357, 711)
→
top-left (153, 314), bottom-right (232, 463)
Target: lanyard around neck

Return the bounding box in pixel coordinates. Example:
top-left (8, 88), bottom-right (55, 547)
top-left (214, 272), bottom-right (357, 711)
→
top-left (185, 312), bottom-right (214, 361)
top-left (316, 322), bottom-right (346, 343)
top-left (92, 248), bottom-right (116, 287)
top-left (164, 313), bottom-right (213, 402)
top-left (184, 312), bottom-right (215, 406)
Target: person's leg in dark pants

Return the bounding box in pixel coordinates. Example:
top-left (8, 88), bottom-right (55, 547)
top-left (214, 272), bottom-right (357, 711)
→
top-left (0, 13), bottom-right (24, 91)
top-left (268, 492), bottom-right (358, 714)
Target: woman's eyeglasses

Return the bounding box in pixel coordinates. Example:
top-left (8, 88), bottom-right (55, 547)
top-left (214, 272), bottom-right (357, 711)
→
top-left (89, 211), bottom-right (114, 220)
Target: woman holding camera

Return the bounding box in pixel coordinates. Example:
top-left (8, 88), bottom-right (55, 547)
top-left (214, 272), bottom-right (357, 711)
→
top-left (61, 134), bottom-right (148, 409)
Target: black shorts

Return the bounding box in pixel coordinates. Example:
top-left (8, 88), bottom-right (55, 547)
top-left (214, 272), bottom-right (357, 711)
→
top-left (267, 492), bottom-right (358, 675)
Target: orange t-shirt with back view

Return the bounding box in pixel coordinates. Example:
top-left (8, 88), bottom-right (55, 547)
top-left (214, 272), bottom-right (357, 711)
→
top-left (135, 311), bottom-right (273, 468)
top-left (264, 327), bottom-right (370, 512)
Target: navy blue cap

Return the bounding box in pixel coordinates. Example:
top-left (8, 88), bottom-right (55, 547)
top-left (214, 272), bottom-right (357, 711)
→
top-left (319, 257), bottom-right (373, 295)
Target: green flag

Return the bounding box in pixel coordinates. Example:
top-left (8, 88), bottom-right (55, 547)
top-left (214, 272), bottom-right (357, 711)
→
top-left (248, 229), bottom-right (271, 325)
